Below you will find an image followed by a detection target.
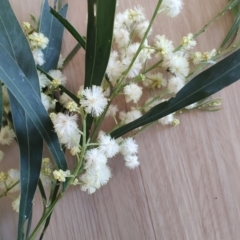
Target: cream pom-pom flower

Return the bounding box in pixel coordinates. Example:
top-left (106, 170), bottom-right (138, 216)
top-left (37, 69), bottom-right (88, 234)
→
top-left (51, 113), bottom-right (80, 149)
top-left (160, 0), bottom-right (184, 18)
top-left (123, 83), bottom-right (143, 103)
top-left (28, 32), bottom-right (49, 49)
top-left (80, 85), bottom-right (108, 117)
top-left (0, 126), bottom-right (16, 145)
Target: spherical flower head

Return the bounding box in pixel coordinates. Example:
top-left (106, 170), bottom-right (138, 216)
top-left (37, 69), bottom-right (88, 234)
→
top-left (80, 163), bottom-right (111, 194)
top-left (127, 6), bottom-right (145, 23)
top-left (202, 49), bottom-right (216, 61)
top-left (52, 113), bottom-right (80, 149)
top-left (167, 53), bottom-right (189, 77)
top-left (120, 137), bottom-right (138, 156)
top-left (0, 172), bottom-right (8, 182)
top-left (168, 76), bottom-right (184, 94)
top-left (12, 196), bottom-right (20, 213)
top-left (23, 22), bottom-right (31, 30)
top-left (28, 32), bottom-right (49, 49)
top-left (40, 158), bottom-right (52, 188)
top-left (98, 132), bottom-right (120, 158)
top-left (181, 33), bottom-right (196, 50)
top-left (154, 35), bottom-right (174, 57)
top-left (124, 154), bottom-right (140, 169)
top-left (66, 101), bottom-right (79, 112)
top-left (160, 0), bottom-right (184, 18)
top-left (0, 126), bottom-right (16, 145)
top-left (123, 83), bottom-right (143, 103)
top-left (114, 28), bottom-right (130, 49)
top-left (70, 146), bottom-right (81, 156)
top-left (50, 79), bottom-right (61, 89)
top-left (80, 85), bottom-right (108, 117)
top-left (32, 48), bottom-right (45, 66)
top-left (37, 71), bottom-right (51, 88)
top-left (106, 52), bottom-right (124, 83)
top-left (48, 70), bottom-right (67, 86)
top-left (0, 150), bottom-right (4, 162)
top-left (114, 11), bottom-right (131, 30)
top-left (192, 51), bottom-right (202, 65)
top-left (0, 171), bottom-right (7, 190)
top-left (53, 169), bottom-right (69, 182)
top-left (85, 148), bottom-right (107, 169)
top-left (172, 118), bottom-right (180, 126)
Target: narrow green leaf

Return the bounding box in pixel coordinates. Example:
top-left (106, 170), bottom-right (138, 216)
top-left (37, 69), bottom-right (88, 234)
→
top-left (9, 96), bottom-right (43, 240)
top-left (84, 0), bottom-right (116, 133)
top-left (84, 0), bottom-right (116, 88)
top-left (50, 7), bottom-right (86, 50)
top-left (220, 10), bottom-right (240, 49)
top-left (0, 44), bottom-right (67, 170)
top-left (39, 0), bottom-right (68, 71)
top-left (111, 49), bottom-right (240, 138)
top-left (0, 0), bottom-right (44, 238)
top-left (0, 80), bottom-right (2, 130)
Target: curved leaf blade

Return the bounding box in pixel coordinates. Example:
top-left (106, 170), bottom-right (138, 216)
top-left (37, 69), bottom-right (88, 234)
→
top-left (8, 98), bottom-right (43, 240)
top-left (0, 45), bottom-right (67, 168)
top-left (0, 0), bottom-right (44, 238)
top-left (111, 49), bottom-right (240, 138)
top-left (39, 0), bottom-right (68, 71)
top-left (50, 7), bottom-right (86, 50)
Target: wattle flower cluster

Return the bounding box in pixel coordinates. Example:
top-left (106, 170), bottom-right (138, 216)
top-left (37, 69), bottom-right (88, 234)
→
top-left (0, 1), bottom-right (223, 217)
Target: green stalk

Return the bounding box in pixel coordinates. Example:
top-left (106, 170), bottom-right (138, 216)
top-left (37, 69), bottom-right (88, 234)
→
top-left (28, 192), bottom-right (63, 240)
top-left (0, 180), bottom-right (20, 198)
